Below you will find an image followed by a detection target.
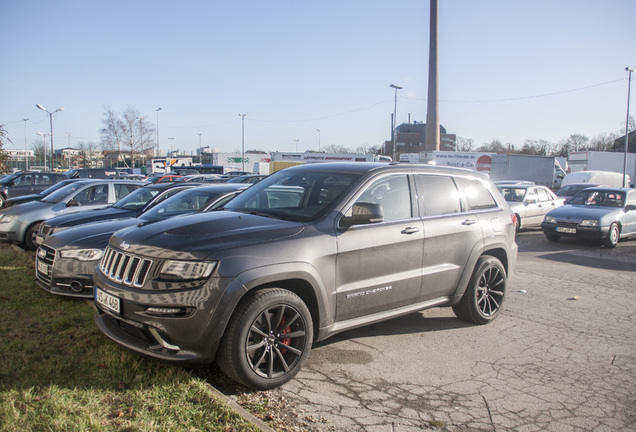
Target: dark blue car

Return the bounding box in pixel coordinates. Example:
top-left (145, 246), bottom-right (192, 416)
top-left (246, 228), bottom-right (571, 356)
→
top-left (541, 187), bottom-right (636, 247)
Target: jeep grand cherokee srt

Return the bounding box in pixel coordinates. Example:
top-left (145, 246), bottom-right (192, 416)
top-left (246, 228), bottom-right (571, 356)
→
top-left (93, 162), bottom-right (517, 389)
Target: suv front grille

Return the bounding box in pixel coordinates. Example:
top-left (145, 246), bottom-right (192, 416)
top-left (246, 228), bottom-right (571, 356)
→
top-left (36, 245), bottom-right (56, 285)
top-left (99, 247), bottom-right (153, 288)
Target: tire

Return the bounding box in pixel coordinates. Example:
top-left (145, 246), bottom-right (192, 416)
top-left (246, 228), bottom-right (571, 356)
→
top-left (453, 256), bottom-right (507, 325)
top-left (545, 233), bottom-right (560, 242)
top-left (24, 223), bottom-right (41, 251)
top-left (0, 195), bottom-right (5, 209)
top-left (602, 223), bottom-right (619, 248)
top-left (514, 214), bottom-right (521, 233)
top-left (216, 288), bottom-right (313, 390)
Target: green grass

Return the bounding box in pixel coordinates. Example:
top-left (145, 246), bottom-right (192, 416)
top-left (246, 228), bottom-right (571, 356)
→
top-left (0, 242), bottom-right (262, 432)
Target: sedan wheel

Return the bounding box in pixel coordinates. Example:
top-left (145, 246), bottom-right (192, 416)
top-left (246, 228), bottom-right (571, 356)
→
top-left (602, 223), bottom-right (620, 248)
top-left (453, 256), bottom-right (506, 325)
top-left (217, 288), bottom-right (313, 390)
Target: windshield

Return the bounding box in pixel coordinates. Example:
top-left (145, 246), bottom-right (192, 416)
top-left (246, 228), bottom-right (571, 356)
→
top-left (568, 190), bottom-right (625, 207)
top-left (497, 187), bottom-right (526, 203)
top-left (111, 187), bottom-right (161, 210)
top-left (139, 188), bottom-right (230, 221)
top-left (41, 182), bottom-right (88, 203)
top-left (38, 180), bottom-right (75, 196)
top-left (0, 173), bottom-right (21, 185)
top-left (224, 169), bottom-right (361, 222)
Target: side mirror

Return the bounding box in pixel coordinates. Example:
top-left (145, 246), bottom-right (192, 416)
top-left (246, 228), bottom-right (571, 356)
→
top-left (625, 204), bottom-right (636, 212)
top-left (66, 199), bottom-right (81, 207)
top-left (341, 202), bottom-right (383, 227)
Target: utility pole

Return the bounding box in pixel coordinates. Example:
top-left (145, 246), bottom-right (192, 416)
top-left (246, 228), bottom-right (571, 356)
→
top-left (425, 0), bottom-right (440, 151)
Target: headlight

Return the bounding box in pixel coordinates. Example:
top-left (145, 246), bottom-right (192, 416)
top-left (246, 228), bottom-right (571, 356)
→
top-left (51, 226), bottom-right (69, 235)
top-left (0, 214), bottom-right (16, 223)
top-left (59, 249), bottom-right (104, 261)
top-left (159, 260), bottom-right (217, 281)
top-left (579, 220), bottom-right (599, 227)
top-left (544, 216), bottom-right (556, 223)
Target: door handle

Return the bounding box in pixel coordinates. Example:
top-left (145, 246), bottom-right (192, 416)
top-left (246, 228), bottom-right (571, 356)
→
top-left (401, 227), bottom-right (420, 234)
top-left (462, 219), bottom-right (477, 226)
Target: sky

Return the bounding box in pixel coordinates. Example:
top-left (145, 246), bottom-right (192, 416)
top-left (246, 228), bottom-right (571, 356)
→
top-left (1, 0), bottom-right (635, 157)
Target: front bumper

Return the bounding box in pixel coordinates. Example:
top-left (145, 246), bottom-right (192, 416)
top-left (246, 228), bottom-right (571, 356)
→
top-left (92, 269), bottom-right (236, 367)
top-left (35, 245), bottom-right (97, 298)
top-left (541, 222), bottom-right (608, 241)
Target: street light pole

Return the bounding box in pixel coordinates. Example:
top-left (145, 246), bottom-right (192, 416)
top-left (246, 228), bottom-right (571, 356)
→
top-left (156, 108), bottom-right (162, 158)
top-left (66, 132), bottom-right (71, 169)
top-left (36, 132), bottom-right (51, 168)
top-left (23, 119), bottom-right (29, 170)
top-left (36, 104), bottom-right (64, 171)
top-left (316, 129), bottom-right (321, 152)
top-left (623, 67), bottom-right (634, 188)
top-left (389, 84), bottom-right (403, 162)
top-left (239, 114), bottom-right (247, 171)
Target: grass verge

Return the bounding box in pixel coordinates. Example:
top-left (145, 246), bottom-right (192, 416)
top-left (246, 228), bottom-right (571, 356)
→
top-left (0, 242), bottom-right (262, 432)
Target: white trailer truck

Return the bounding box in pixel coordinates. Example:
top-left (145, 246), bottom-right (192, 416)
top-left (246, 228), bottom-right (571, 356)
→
top-left (490, 154), bottom-right (566, 189)
top-left (568, 151), bottom-right (635, 187)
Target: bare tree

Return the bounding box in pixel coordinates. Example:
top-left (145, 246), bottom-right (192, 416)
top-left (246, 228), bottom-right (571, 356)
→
top-left (0, 124), bottom-right (11, 173)
top-left (564, 134), bottom-right (589, 152)
top-left (76, 141), bottom-right (99, 168)
top-left (456, 137), bottom-right (475, 152)
top-left (477, 139), bottom-right (507, 153)
top-left (321, 144), bottom-right (354, 154)
top-left (100, 106), bottom-right (156, 168)
top-left (520, 139), bottom-right (550, 155)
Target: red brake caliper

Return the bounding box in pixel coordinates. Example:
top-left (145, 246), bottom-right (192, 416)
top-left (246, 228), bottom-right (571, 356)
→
top-left (279, 315), bottom-right (291, 354)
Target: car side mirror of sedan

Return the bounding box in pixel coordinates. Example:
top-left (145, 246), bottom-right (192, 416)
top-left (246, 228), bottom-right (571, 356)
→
top-left (625, 204), bottom-right (636, 212)
top-left (340, 202), bottom-right (384, 227)
top-left (66, 199), bottom-right (81, 207)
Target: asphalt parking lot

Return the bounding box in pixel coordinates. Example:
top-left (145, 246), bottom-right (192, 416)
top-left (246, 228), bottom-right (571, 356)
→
top-left (225, 231), bottom-right (636, 431)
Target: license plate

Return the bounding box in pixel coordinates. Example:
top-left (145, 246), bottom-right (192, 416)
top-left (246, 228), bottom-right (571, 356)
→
top-left (37, 259), bottom-right (49, 275)
top-left (557, 227), bottom-right (576, 234)
top-left (95, 288), bottom-right (121, 314)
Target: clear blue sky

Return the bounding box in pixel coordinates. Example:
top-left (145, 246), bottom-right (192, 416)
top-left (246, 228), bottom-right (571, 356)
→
top-left (1, 0), bottom-right (634, 156)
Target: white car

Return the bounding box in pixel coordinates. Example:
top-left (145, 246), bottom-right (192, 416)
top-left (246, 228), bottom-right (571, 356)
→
top-left (497, 184), bottom-right (565, 231)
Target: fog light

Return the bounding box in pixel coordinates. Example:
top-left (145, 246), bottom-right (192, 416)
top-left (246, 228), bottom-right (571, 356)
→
top-left (146, 307), bottom-right (187, 315)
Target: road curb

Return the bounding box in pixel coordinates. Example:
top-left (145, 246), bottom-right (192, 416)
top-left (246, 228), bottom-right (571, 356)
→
top-left (204, 383), bottom-right (276, 432)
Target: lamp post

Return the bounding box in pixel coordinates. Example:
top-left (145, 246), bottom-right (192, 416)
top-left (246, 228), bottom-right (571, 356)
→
top-left (389, 84), bottom-right (402, 161)
top-left (156, 108), bottom-right (162, 158)
top-left (136, 116), bottom-right (146, 170)
top-left (168, 138), bottom-right (175, 158)
top-left (239, 114), bottom-right (247, 171)
top-left (294, 139), bottom-right (299, 152)
top-left (316, 129), bottom-right (321, 152)
top-left (23, 119), bottom-right (29, 170)
top-left (66, 132), bottom-right (71, 169)
top-left (36, 132), bottom-right (51, 168)
top-left (36, 104), bottom-right (64, 171)
top-left (623, 67), bottom-right (634, 188)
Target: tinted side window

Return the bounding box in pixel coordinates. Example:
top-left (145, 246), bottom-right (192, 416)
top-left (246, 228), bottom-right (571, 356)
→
top-left (356, 174), bottom-right (412, 221)
top-left (36, 174), bottom-right (53, 185)
top-left (114, 183), bottom-right (140, 200)
top-left (15, 174), bottom-right (34, 185)
top-left (454, 177), bottom-right (498, 211)
top-left (414, 174), bottom-right (461, 217)
top-left (74, 185), bottom-right (109, 205)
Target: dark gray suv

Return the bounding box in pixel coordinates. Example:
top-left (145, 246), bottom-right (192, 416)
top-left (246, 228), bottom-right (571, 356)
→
top-left (93, 163), bottom-right (517, 389)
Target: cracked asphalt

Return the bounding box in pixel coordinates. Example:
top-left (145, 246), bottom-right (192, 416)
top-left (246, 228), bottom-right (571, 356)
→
top-left (226, 231), bottom-right (636, 431)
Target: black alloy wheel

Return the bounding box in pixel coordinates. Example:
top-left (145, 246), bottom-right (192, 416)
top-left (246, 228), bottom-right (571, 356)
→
top-left (453, 256), bottom-right (507, 325)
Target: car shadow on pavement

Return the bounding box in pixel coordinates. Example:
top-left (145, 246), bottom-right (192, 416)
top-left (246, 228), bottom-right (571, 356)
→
top-left (538, 250), bottom-right (636, 272)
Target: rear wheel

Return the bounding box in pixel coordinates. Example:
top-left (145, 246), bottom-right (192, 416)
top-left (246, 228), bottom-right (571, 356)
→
top-left (217, 288), bottom-right (313, 390)
top-left (0, 195), bottom-right (5, 209)
top-left (602, 223), bottom-right (619, 248)
top-left (453, 256), bottom-right (507, 325)
top-left (514, 214), bottom-right (521, 232)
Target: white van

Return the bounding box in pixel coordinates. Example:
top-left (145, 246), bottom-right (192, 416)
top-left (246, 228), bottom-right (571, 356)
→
top-left (561, 170), bottom-right (630, 188)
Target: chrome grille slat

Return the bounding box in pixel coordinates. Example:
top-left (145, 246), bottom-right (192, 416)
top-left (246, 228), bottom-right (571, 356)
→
top-left (99, 246), bottom-right (153, 288)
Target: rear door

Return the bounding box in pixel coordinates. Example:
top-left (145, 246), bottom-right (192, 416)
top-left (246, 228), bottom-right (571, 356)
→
top-left (415, 174), bottom-right (484, 300)
top-left (8, 173), bottom-right (35, 198)
top-left (335, 173), bottom-right (424, 321)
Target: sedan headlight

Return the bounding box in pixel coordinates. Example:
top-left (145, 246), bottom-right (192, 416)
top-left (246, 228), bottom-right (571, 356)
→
top-left (544, 216), bottom-right (556, 224)
top-left (0, 214), bottom-right (16, 223)
top-left (159, 260), bottom-right (217, 281)
top-left (579, 220), bottom-right (600, 227)
top-left (59, 249), bottom-right (104, 261)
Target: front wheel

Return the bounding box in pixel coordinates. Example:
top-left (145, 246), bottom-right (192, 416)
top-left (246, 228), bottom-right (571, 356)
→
top-left (24, 223), bottom-right (41, 251)
top-left (602, 223), bottom-right (619, 248)
top-left (453, 256), bottom-right (507, 325)
top-left (216, 288), bottom-right (313, 390)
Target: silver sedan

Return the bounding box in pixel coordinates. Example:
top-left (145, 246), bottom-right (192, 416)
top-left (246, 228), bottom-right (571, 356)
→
top-left (497, 184), bottom-right (566, 231)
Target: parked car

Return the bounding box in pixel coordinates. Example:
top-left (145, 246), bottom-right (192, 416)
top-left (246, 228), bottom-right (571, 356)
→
top-left (34, 182), bottom-right (201, 245)
top-left (0, 171), bottom-right (69, 208)
top-left (496, 184), bottom-right (565, 232)
top-left (36, 183), bottom-right (247, 298)
top-left (224, 171), bottom-right (252, 177)
top-left (93, 162), bottom-right (517, 390)
top-left (144, 174), bottom-right (184, 184)
top-left (1, 179), bottom-right (82, 208)
top-left (183, 174), bottom-right (228, 183)
top-left (66, 168), bottom-right (132, 179)
top-left (227, 174), bottom-right (267, 184)
top-left (0, 180), bottom-right (142, 250)
top-left (555, 183), bottom-right (605, 202)
top-left (541, 187), bottom-right (636, 247)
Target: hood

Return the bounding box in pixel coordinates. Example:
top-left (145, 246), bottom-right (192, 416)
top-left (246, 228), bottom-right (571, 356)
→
top-left (44, 207), bottom-right (131, 228)
top-left (0, 200), bottom-right (52, 216)
top-left (44, 218), bottom-right (140, 250)
top-left (547, 204), bottom-right (621, 221)
top-left (110, 211), bottom-right (305, 260)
